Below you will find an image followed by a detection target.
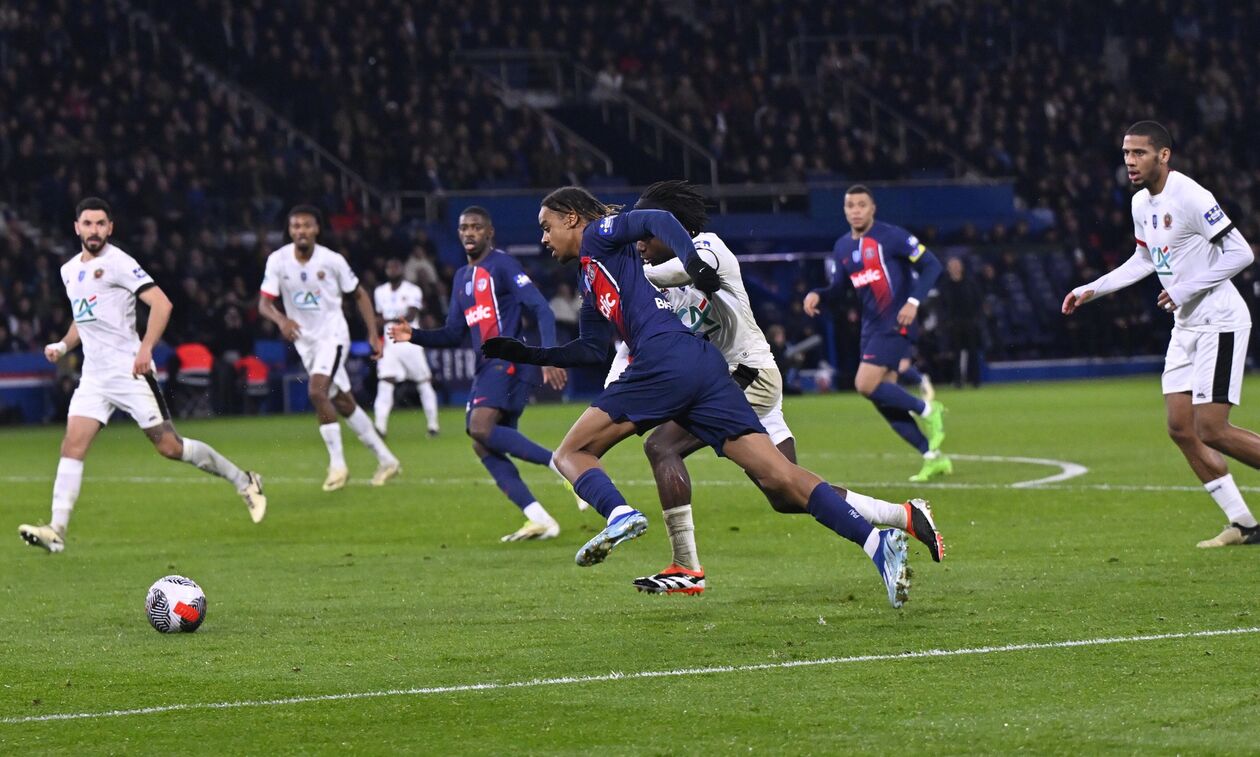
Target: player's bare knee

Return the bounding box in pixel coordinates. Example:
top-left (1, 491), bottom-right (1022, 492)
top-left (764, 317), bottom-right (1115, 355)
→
top-left (332, 393), bottom-right (356, 416)
top-left (643, 434), bottom-right (673, 466)
top-left (1194, 417), bottom-right (1230, 450)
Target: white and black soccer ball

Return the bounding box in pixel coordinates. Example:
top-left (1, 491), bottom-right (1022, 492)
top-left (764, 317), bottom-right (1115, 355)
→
top-left (145, 575), bottom-right (207, 633)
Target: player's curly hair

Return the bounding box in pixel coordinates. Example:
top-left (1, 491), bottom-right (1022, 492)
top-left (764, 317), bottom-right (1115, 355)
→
top-left (634, 180), bottom-right (709, 237)
top-left (541, 186), bottom-right (622, 222)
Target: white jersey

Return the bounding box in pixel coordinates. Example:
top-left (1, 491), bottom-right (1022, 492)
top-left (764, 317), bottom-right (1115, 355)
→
top-left (260, 243), bottom-right (359, 346)
top-left (374, 280), bottom-right (424, 334)
top-left (60, 243), bottom-right (156, 376)
top-left (643, 232), bottom-right (777, 370)
top-left (1126, 171), bottom-right (1249, 332)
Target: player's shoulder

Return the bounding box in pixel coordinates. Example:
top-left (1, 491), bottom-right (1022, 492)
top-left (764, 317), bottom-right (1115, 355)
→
top-left (314, 244), bottom-right (347, 264)
top-left (1167, 170), bottom-right (1215, 204)
top-left (373, 281), bottom-right (390, 296)
top-left (582, 214), bottom-right (623, 248)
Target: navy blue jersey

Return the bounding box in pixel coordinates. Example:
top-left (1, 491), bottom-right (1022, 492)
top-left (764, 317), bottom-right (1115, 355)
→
top-left (816, 220), bottom-right (942, 336)
top-left (409, 249), bottom-right (555, 376)
top-left (575, 211), bottom-right (694, 355)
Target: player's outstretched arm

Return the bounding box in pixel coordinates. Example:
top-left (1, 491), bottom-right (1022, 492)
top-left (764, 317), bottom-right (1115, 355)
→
top-left (614, 210), bottom-right (719, 293)
top-left (1063, 248), bottom-right (1156, 315)
top-left (399, 293), bottom-right (467, 348)
top-left (483, 299), bottom-right (614, 367)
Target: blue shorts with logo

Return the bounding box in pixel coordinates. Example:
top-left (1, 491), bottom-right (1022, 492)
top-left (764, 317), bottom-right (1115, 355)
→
top-left (593, 332), bottom-right (764, 455)
top-left (860, 330), bottom-right (914, 371)
top-left (466, 358), bottom-right (539, 429)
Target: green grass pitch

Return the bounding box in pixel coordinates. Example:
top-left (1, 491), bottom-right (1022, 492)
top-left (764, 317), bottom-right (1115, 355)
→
top-left (2, 377), bottom-right (1260, 753)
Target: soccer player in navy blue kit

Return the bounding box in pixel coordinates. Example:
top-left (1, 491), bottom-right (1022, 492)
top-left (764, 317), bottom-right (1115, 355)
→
top-left (804, 185), bottom-right (951, 482)
top-left (389, 206), bottom-right (582, 542)
top-left (483, 187), bottom-right (930, 608)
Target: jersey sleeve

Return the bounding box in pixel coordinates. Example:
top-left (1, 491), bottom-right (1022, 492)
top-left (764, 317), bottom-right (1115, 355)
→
top-left (260, 254), bottom-right (281, 298)
top-left (586, 210), bottom-right (698, 265)
top-left (1132, 203), bottom-right (1147, 250)
top-left (643, 257), bottom-right (691, 288)
top-left (372, 286), bottom-right (385, 314)
top-left (334, 253), bottom-right (360, 294)
top-left (1190, 189), bottom-right (1235, 244)
top-left (113, 252), bottom-right (156, 295)
top-left (406, 285), bottom-right (424, 312)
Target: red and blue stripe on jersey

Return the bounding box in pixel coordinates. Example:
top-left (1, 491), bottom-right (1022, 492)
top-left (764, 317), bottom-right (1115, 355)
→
top-left (831, 220), bottom-right (920, 336)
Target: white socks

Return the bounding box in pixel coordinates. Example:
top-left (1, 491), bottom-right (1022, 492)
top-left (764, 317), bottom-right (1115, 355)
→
top-left (373, 380), bottom-right (395, 436)
top-left (844, 489), bottom-right (908, 529)
top-left (319, 422), bottom-right (346, 470)
top-left (346, 407), bottom-right (398, 464)
top-left (1206, 473), bottom-right (1257, 527)
top-left (523, 502), bottom-right (558, 527)
top-left (663, 505), bottom-right (700, 570)
top-left (862, 529), bottom-right (881, 558)
top-left (923, 450), bottom-right (941, 460)
top-left (375, 381), bottom-right (441, 435)
top-left (419, 381), bottom-right (440, 432)
top-left (180, 438), bottom-right (249, 490)
top-left (918, 401), bottom-right (933, 418)
top-left (50, 457), bottom-right (84, 533)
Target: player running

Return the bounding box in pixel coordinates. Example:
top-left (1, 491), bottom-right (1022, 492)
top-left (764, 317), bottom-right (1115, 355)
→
top-left (388, 206), bottom-right (584, 543)
top-left (19, 198), bottom-right (265, 553)
top-left (373, 257), bottom-right (440, 438)
top-left (258, 205), bottom-right (401, 491)
top-left (480, 186), bottom-right (935, 608)
top-left (1063, 120), bottom-right (1260, 548)
top-left (620, 181), bottom-right (942, 596)
top-left (804, 185), bottom-right (949, 482)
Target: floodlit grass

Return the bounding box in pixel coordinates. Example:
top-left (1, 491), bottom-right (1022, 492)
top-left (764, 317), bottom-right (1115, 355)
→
top-left (2, 377), bottom-right (1259, 753)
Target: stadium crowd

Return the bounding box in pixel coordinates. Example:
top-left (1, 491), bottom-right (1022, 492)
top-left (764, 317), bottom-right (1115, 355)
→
top-left (4, 0), bottom-right (1260, 401)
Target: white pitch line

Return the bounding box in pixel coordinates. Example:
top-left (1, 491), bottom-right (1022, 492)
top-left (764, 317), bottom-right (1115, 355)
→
top-left (3, 625), bottom-right (1256, 725)
top-left (948, 454), bottom-right (1090, 488)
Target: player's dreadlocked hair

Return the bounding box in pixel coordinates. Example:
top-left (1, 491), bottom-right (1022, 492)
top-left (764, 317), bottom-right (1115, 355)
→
top-left (1125, 120), bottom-right (1172, 151)
top-left (541, 186), bottom-right (623, 221)
top-left (634, 180), bottom-right (709, 237)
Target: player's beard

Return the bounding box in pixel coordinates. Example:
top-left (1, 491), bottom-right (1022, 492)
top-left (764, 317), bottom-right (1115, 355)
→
top-left (81, 235), bottom-right (106, 254)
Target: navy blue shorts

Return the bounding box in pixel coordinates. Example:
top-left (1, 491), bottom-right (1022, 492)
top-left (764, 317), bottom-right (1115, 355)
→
top-left (466, 359), bottom-right (534, 429)
top-left (860, 331), bottom-right (913, 371)
top-left (593, 332), bottom-right (765, 455)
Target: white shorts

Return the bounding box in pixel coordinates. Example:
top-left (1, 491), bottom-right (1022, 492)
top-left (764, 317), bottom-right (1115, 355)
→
top-left (68, 371), bottom-right (169, 428)
top-left (745, 365), bottom-right (793, 445)
top-left (296, 339), bottom-right (351, 396)
top-left (1162, 327), bottom-right (1249, 405)
top-left (378, 341), bottom-right (432, 383)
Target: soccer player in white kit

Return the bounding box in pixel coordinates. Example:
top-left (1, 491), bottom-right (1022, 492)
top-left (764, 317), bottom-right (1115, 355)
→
top-left (258, 206), bottom-right (401, 491)
top-left (1063, 121), bottom-right (1260, 547)
top-left (373, 258), bottom-right (440, 437)
top-left (621, 182), bottom-right (942, 593)
top-left (18, 198), bottom-right (266, 553)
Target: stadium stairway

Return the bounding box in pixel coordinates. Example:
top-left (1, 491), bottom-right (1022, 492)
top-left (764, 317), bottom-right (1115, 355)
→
top-left (549, 105), bottom-right (674, 186)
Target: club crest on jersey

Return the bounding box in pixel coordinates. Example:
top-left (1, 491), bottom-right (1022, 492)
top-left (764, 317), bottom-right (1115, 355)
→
top-left (94, 269), bottom-right (104, 279)
top-left (78, 270), bottom-right (86, 282)
top-left (317, 270), bottom-right (326, 280)
top-left (72, 295), bottom-right (98, 323)
top-left (476, 278), bottom-right (489, 292)
top-left (1163, 213), bottom-right (1172, 229)
top-left (598, 216), bottom-right (615, 236)
top-left (1204, 204), bottom-right (1224, 225)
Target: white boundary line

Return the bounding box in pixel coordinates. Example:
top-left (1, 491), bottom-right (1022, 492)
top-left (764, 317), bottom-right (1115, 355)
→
top-left (3, 626), bottom-right (1256, 725)
top-left (949, 454), bottom-right (1089, 488)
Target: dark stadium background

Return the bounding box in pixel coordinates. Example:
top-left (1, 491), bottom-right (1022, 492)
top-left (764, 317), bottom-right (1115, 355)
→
top-left (3, 0), bottom-right (1258, 423)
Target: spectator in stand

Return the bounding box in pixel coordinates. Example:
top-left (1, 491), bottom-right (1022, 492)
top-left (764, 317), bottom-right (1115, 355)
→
top-left (936, 257), bottom-right (985, 387)
top-left (548, 281), bottom-right (582, 343)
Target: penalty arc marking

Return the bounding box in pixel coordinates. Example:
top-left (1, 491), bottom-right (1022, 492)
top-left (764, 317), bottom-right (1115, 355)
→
top-left (947, 454), bottom-right (1090, 488)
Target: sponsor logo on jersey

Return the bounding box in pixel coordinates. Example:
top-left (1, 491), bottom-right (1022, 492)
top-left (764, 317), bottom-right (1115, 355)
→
top-left (598, 216), bottom-right (615, 236)
top-left (293, 290), bottom-right (322, 309)
top-left (515, 273), bottom-right (531, 287)
top-left (1149, 245), bottom-right (1172, 275)
top-left (597, 292), bottom-right (618, 318)
top-left (1204, 204), bottom-right (1224, 225)
top-left (72, 295), bottom-right (98, 323)
top-left (133, 266), bottom-right (148, 279)
top-left (655, 297), bottom-right (671, 310)
top-left (850, 268), bottom-right (884, 287)
top-left (681, 299), bottom-right (720, 337)
top-left (1163, 213), bottom-right (1172, 229)
top-left (465, 303), bottom-right (495, 326)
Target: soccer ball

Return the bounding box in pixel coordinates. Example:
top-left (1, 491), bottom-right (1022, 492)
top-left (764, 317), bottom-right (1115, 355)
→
top-left (145, 575), bottom-right (207, 633)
